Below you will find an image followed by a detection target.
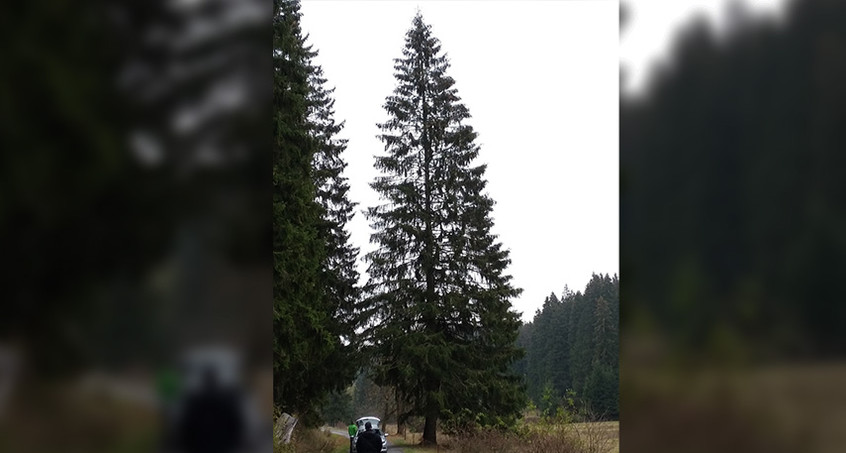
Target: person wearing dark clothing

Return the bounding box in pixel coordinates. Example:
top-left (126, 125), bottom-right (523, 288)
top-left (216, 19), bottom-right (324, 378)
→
top-left (355, 421), bottom-right (382, 453)
top-left (175, 366), bottom-right (246, 453)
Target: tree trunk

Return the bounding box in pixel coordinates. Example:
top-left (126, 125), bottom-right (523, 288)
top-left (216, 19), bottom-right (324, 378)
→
top-left (396, 389), bottom-right (406, 435)
top-left (422, 402), bottom-right (438, 445)
top-left (397, 416), bottom-right (406, 436)
top-left (383, 397), bottom-right (389, 431)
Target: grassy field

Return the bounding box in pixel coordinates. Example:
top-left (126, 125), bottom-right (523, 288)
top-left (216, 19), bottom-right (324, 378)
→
top-left (2, 383), bottom-right (160, 453)
top-left (380, 420), bottom-right (618, 453)
top-left (622, 340), bottom-right (846, 453)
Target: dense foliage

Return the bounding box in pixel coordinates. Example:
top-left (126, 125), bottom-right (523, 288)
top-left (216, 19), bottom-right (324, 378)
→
top-left (514, 274), bottom-right (619, 419)
top-left (0, 0), bottom-right (176, 377)
top-left (363, 13), bottom-right (525, 444)
top-left (621, 0), bottom-right (846, 360)
top-left (0, 0), bottom-right (276, 376)
top-left (273, 0), bottom-right (358, 424)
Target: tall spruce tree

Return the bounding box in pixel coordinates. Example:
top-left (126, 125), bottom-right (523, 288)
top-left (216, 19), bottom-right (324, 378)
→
top-left (364, 13), bottom-right (524, 445)
top-left (273, 0), bottom-right (358, 424)
top-left (308, 52), bottom-right (360, 346)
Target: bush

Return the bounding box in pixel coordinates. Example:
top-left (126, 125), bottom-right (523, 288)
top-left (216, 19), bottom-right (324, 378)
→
top-left (441, 409), bottom-right (521, 436)
top-left (441, 408), bottom-right (478, 436)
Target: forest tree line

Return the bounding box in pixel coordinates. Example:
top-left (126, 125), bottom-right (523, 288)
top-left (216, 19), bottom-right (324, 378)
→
top-left (514, 274), bottom-right (619, 420)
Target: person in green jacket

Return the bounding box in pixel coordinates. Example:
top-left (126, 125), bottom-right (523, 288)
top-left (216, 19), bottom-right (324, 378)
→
top-left (348, 421), bottom-right (358, 453)
top-left (156, 367), bottom-right (181, 406)
top-left (155, 366), bottom-right (182, 449)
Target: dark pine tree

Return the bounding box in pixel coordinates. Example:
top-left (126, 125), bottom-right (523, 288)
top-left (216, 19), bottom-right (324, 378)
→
top-left (364, 13), bottom-right (524, 445)
top-left (306, 11), bottom-right (361, 388)
top-left (272, 0), bottom-right (358, 425)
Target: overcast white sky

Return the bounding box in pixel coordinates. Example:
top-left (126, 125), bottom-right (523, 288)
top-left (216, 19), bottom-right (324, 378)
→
top-left (621, 0), bottom-right (788, 95)
top-left (299, 0), bottom-right (787, 322)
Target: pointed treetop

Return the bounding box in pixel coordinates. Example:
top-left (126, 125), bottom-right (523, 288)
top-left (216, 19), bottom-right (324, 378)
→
top-left (410, 8), bottom-right (432, 36)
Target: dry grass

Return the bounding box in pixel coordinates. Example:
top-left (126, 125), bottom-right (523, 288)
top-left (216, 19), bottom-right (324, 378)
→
top-left (623, 337), bottom-right (846, 453)
top-left (383, 420), bottom-right (618, 453)
top-left (569, 422), bottom-right (619, 453)
top-left (450, 428), bottom-right (581, 453)
top-left (2, 382), bottom-right (159, 453)
top-left (274, 427), bottom-right (347, 453)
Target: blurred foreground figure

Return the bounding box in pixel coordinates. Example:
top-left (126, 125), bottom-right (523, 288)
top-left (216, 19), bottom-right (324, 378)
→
top-left (175, 366), bottom-right (245, 453)
top-left (159, 345), bottom-right (269, 453)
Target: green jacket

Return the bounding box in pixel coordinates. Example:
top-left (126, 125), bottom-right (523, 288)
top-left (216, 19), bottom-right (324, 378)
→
top-left (156, 368), bottom-right (180, 404)
top-left (348, 424), bottom-right (357, 437)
